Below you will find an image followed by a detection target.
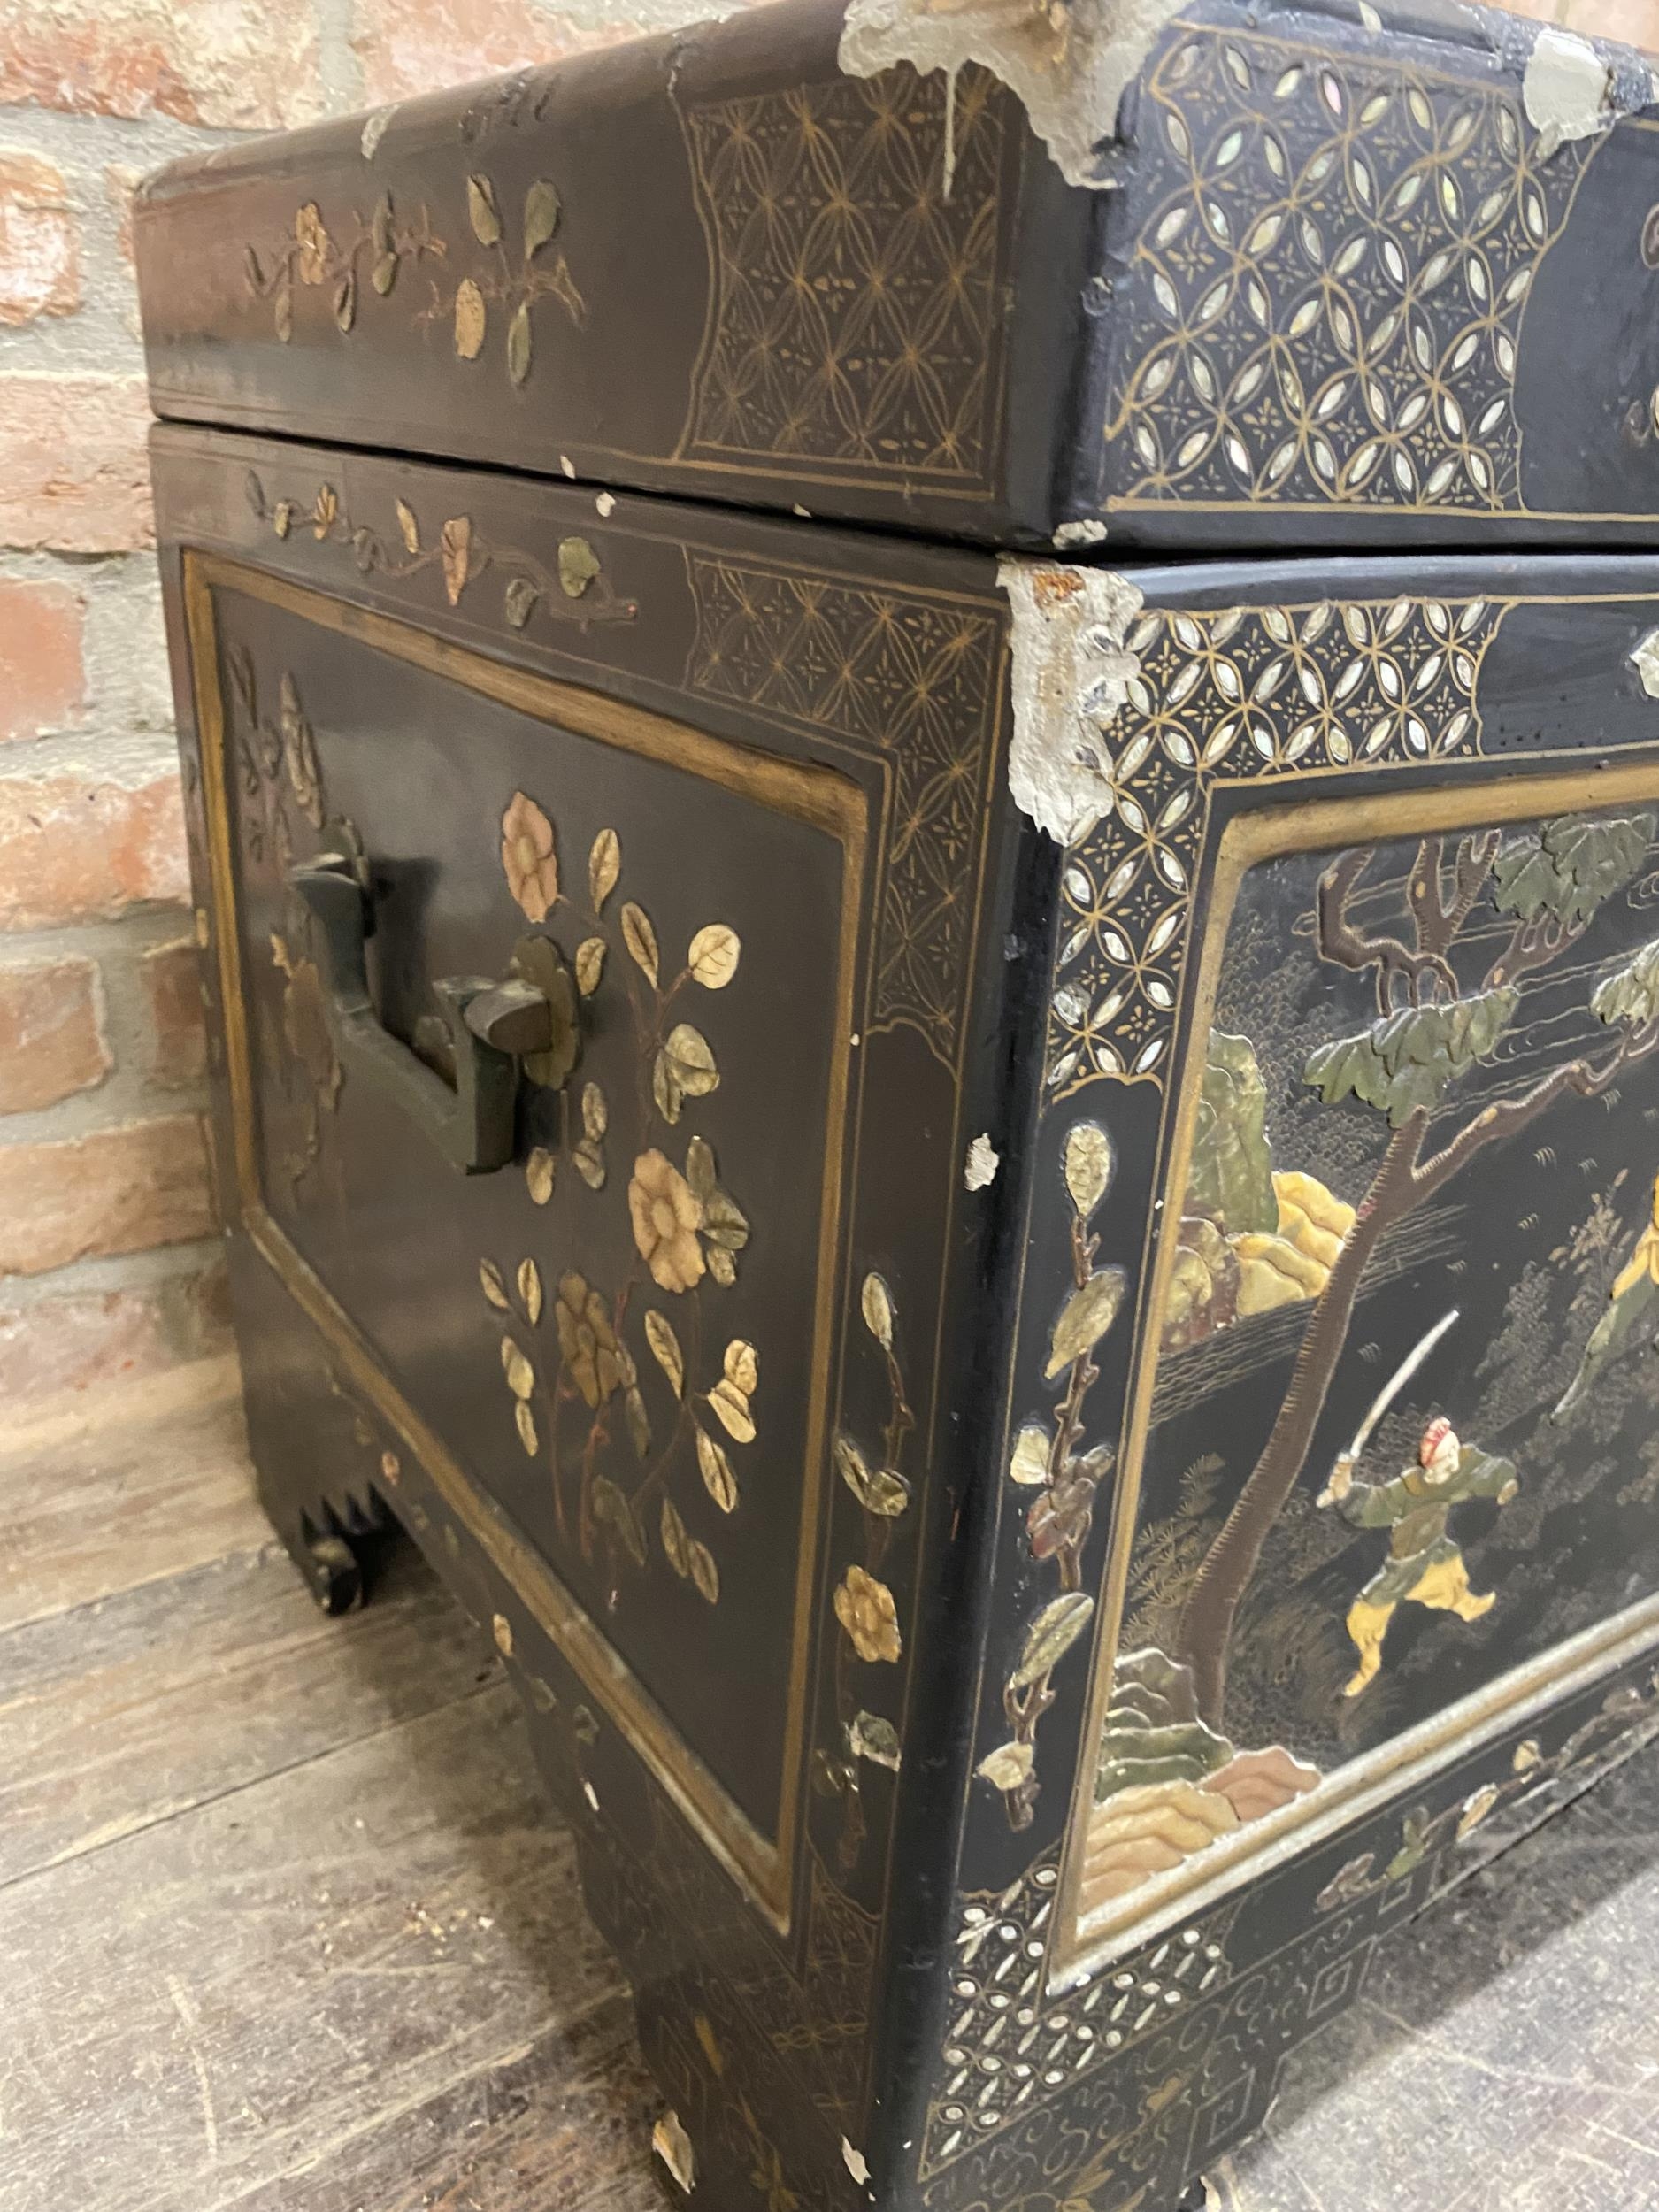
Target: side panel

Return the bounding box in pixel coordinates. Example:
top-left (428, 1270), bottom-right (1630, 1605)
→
top-left (924, 557), bottom-right (1659, 2212)
top-left (154, 424), bottom-right (1021, 2205)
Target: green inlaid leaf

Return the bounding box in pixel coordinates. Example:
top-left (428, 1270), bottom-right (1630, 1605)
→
top-left (1009, 1593), bottom-right (1094, 1690)
top-left (1594, 938), bottom-right (1659, 1032)
top-left (660, 1495), bottom-right (689, 1577)
top-left (849, 1711), bottom-right (901, 1770)
top-left (644, 1310), bottom-right (684, 1397)
top-left (592, 1476), bottom-right (646, 1566)
top-left (557, 536), bottom-right (600, 599)
top-left (1303, 986), bottom-right (1518, 1127)
top-left (507, 300), bottom-right (532, 387)
top-left (696, 1425), bottom-right (738, 1513)
top-left (833, 1434), bottom-right (909, 1517)
top-left (1046, 1268), bottom-right (1127, 1379)
top-left (524, 178), bottom-right (561, 257)
top-left (466, 173), bottom-right (502, 246)
top-left (1493, 812), bottom-right (1653, 927)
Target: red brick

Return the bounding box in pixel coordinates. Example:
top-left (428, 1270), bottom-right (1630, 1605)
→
top-left (0, 0), bottom-right (321, 131)
top-left (0, 1261), bottom-right (229, 1403)
top-left (0, 1112), bottom-right (214, 1276)
top-left (353, 0), bottom-right (639, 105)
top-left (0, 579), bottom-right (84, 741)
top-left (1570, 0), bottom-right (1659, 49)
top-left (0, 767), bottom-right (188, 931)
top-left (0, 151), bottom-right (77, 326)
top-left (139, 935), bottom-right (205, 1091)
top-left (0, 955), bottom-right (108, 1114)
top-left (1511, 0), bottom-right (1659, 41)
top-left (0, 374), bottom-right (151, 552)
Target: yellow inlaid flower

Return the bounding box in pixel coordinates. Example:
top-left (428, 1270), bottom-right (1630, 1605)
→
top-left (554, 1272), bottom-right (625, 1409)
top-left (833, 1564), bottom-right (901, 1665)
top-left (627, 1149), bottom-right (705, 1293)
top-left (500, 790), bottom-right (558, 921)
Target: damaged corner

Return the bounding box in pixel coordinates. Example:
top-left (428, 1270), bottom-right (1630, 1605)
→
top-left (1517, 21), bottom-right (1659, 158)
top-left (998, 556), bottom-right (1145, 845)
top-left (836, 0), bottom-right (1189, 189)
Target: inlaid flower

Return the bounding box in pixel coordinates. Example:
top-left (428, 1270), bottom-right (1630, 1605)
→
top-left (555, 1271), bottom-right (625, 1409)
top-left (500, 791), bottom-right (558, 921)
top-left (294, 202), bottom-right (331, 285)
top-left (627, 1148), bottom-right (705, 1294)
top-left (833, 1565), bottom-right (901, 1665)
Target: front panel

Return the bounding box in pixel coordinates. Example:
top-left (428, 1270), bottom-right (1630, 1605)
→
top-left (189, 555), bottom-right (863, 1905)
top-left (153, 427), bottom-right (1028, 2209)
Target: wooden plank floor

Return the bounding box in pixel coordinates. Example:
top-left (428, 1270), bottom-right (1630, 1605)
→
top-left (6, 1363), bottom-right (1659, 2211)
top-left (0, 1367), bottom-right (664, 2212)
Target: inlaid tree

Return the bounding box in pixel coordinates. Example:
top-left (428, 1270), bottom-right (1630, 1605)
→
top-left (1172, 810), bottom-right (1659, 1728)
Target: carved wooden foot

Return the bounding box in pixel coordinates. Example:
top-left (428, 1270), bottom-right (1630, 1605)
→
top-left (299, 1529), bottom-right (364, 1616)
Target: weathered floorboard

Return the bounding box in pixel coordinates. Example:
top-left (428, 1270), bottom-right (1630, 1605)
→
top-left (224, 1994), bottom-right (661, 2212)
top-left (0, 1540), bottom-right (496, 1885)
top-left (0, 1686), bottom-right (649, 2212)
top-left (0, 1375), bottom-right (265, 1632)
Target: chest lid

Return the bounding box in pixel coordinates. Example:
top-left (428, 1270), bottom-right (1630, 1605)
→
top-left (135, 0), bottom-right (1659, 552)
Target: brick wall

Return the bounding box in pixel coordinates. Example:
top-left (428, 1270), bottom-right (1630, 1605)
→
top-left (0, 0), bottom-right (1653, 1409)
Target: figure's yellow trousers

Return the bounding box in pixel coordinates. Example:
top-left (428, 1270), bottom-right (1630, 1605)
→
top-left (1343, 1553), bottom-right (1496, 1696)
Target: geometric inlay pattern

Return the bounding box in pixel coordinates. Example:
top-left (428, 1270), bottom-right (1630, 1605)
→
top-left (680, 65), bottom-right (1007, 481)
top-left (685, 554), bottom-right (1002, 1068)
top-left (1104, 28), bottom-right (1592, 512)
top-left (1047, 592), bottom-right (1503, 1095)
top-left (922, 1855), bottom-right (1234, 2177)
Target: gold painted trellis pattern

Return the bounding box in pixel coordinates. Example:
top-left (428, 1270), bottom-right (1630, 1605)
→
top-left (679, 65), bottom-right (1007, 482)
top-left (1047, 592), bottom-right (1503, 1096)
top-left (684, 554), bottom-right (1002, 1068)
top-left (1104, 27), bottom-right (1591, 513)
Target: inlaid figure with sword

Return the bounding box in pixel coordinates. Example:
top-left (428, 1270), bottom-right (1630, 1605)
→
top-left (1317, 1310), bottom-right (1520, 1699)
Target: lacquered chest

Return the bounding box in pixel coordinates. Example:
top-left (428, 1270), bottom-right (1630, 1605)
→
top-left (136, 2), bottom-right (1659, 2203)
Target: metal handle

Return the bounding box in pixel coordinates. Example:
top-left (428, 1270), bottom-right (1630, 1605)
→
top-left (288, 857), bottom-right (557, 1174)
